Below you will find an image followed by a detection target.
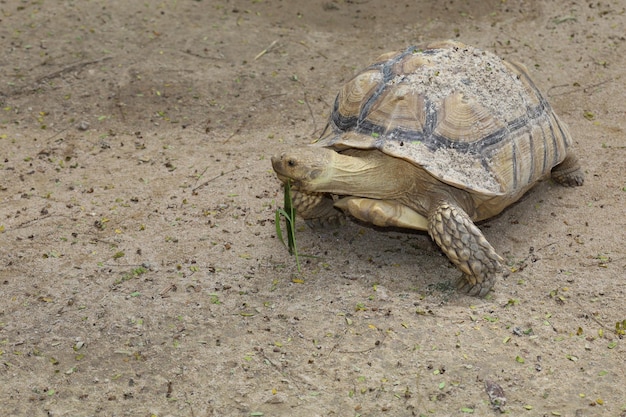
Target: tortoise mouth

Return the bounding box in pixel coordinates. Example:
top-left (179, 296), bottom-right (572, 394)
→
top-left (271, 148), bottom-right (336, 191)
top-left (271, 153), bottom-right (303, 188)
top-left (274, 171), bottom-right (292, 184)
top-left (271, 153), bottom-right (291, 179)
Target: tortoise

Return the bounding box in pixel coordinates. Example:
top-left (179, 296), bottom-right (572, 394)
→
top-left (271, 40), bottom-right (584, 296)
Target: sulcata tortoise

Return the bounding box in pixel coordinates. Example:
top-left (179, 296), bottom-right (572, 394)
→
top-left (271, 40), bottom-right (584, 296)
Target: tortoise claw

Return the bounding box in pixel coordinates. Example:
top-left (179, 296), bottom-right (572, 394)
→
top-left (457, 274), bottom-right (495, 297)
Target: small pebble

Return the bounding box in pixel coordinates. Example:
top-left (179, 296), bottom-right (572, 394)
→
top-left (76, 121), bottom-right (90, 131)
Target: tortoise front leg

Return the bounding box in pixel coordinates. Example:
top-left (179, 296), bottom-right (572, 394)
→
top-left (428, 201), bottom-right (506, 296)
top-left (290, 188), bottom-right (345, 227)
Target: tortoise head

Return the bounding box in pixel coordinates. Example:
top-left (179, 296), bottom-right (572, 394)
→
top-left (271, 148), bottom-right (335, 191)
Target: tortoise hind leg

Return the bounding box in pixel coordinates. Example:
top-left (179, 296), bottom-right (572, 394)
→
top-left (291, 188), bottom-right (345, 227)
top-left (428, 201), bottom-right (507, 297)
top-left (334, 197), bottom-right (429, 231)
top-left (551, 152), bottom-right (584, 187)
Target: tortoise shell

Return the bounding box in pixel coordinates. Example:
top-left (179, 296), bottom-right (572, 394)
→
top-left (315, 40), bottom-right (572, 197)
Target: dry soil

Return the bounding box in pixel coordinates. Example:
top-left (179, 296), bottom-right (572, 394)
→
top-left (1, 1), bottom-right (625, 416)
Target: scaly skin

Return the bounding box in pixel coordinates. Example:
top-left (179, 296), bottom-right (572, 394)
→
top-left (290, 188), bottom-right (345, 227)
top-left (428, 200), bottom-right (507, 296)
top-left (551, 153), bottom-right (584, 187)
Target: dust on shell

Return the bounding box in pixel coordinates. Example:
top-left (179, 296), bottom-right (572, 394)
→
top-left (388, 44), bottom-right (527, 124)
top-left (431, 146), bottom-right (500, 193)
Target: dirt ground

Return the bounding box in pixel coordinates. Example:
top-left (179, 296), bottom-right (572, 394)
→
top-left (1, 0), bottom-right (625, 416)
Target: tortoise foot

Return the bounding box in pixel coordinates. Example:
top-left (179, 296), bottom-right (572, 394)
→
top-left (456, 274), bottom-right (494, 297)
top-left (305, 214), bottom-right (346, 228)
top-left (291, 189), bottom-right (345, 228)
top-left (551, 153), bottom-right (584, 187)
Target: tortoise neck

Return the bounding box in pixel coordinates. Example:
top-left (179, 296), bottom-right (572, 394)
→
top-left (323, 149), bottom-right (416, 199)
top-left (324, 149), bottom-right (477, 219)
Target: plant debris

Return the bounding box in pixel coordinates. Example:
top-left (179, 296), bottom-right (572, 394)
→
top-left (484, 380), bottom-right (507, 412)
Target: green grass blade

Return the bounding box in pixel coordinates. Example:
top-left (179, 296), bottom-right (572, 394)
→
top-left (275, 209), bottom-right (286, 248)
top-left (274, 180), bottom-right (301, 272)
top-left (283, 180), bottom-right (296, 255)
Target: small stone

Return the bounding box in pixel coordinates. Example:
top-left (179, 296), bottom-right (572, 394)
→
top-left (76, 121), bottom-right (90, 131)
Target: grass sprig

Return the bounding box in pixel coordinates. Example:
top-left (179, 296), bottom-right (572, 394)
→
top-left (275, 180), bottom-right (301, 272)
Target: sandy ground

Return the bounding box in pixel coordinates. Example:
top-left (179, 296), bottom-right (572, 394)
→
top-left (1, 0), bottom-right (625, 416)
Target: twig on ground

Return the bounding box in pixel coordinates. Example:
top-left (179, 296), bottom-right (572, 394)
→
top-left (302, 91), bottom-right (317, 137)
top-left (254, 40), bottom-right (278, 61)
top-left (192, 167), bottom-right (240, 194)
top-left (548, 77), bottom-right (615, 97)
top-left (36, 56), bottom-right (113, 85)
